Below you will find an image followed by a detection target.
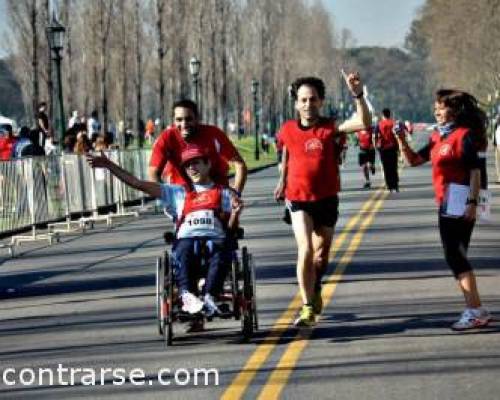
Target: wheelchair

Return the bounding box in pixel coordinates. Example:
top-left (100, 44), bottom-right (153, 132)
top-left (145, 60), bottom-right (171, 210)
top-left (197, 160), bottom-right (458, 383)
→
top-left (155, 228), bottom-right (258, 346)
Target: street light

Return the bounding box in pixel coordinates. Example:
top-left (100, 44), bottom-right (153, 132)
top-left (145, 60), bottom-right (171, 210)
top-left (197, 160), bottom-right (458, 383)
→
top-left (46, 13), bottom-right (66, 151)
top-left (251, 79), bottom-right (260, 161)
top-left (189, 56), bottom-right (201, 105)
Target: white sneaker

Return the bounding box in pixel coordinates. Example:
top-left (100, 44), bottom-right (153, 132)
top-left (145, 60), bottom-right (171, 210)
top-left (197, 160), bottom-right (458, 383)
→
top-left (451, 308), bottom-right (491, 331)
top-left (181, 291), bottom-right (204, 314)
top-left (203, 294), bottom-right (221, 317)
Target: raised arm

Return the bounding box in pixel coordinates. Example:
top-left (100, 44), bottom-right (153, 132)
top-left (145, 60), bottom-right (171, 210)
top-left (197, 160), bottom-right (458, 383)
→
top-left (396, 132), bottom-right (427, 167)
top-left (87, 152), bottom-right (162, 198)
top-left (338, 72), bottom-right (372, 134)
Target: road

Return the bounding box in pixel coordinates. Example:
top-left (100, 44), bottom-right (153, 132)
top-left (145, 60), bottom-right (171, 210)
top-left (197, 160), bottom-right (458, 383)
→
top-left (1, 136), bottom-right (499, 399)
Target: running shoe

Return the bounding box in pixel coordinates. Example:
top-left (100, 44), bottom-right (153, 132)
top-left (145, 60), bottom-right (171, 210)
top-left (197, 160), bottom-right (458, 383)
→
top-left (363, 181), bottom-right (371, 189)
top-left (312, 290), bottom-right (323, 315)
top-left (294, 305), bottom-right (316, 327)
top-left (451, 308), bottom-right (491, 331)
top-left (181, 291), bottom-right (204, 314)
top-left (203, 293), bottom-right (221, 317)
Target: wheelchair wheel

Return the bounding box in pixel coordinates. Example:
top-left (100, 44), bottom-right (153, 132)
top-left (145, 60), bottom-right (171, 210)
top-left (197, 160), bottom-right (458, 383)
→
top-left (249, 253), bottom-right (259, 331)
top-left (231, 257), bottom-right (241, 320)
top-left (241, 246), bottom-right (254, 339)
top-left (156, 257), bottom-right (164, 335)
top-left (162, 251), bottom-right (174, 346)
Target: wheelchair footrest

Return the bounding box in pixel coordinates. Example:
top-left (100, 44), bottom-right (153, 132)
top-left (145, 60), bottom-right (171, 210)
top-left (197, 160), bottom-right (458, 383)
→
top-left (177, 312), bottom-right (204, 322)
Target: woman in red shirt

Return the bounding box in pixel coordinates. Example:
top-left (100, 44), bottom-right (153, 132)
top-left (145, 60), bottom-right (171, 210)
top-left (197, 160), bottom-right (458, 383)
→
top-left (398, 89), bottom-right (490, 331)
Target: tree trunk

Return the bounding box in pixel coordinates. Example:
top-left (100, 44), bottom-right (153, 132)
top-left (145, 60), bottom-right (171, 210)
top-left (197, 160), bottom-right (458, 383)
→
top-left (63, 0), bottom-right (75, 117)
top-left (135, 0), bottom-right (143, 135)
top-left (121, 0), bottom-right (127, 129)
top-left (31, 0), bottom-right (39, 120)
top-left (209, 3), bottom-right (218, 126)
top-left (219, 0), bottom-right (228, 134)
top-left (156, 0), bottom-right (165, 128)
top-left (45, 0), bottom-right (53, 131)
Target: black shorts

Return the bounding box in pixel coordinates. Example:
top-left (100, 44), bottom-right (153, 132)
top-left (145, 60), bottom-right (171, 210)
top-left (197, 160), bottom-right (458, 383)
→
top-left (287, 196), bottom-right (339, 228)
top-left (358, 148), bottom-right (375, 166)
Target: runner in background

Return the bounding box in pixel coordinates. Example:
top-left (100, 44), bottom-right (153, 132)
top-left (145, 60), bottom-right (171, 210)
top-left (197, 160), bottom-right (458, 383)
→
top-left (356, 126), bottom-right (376, 189)
top-left (376, 108), bottom-right (400, 192)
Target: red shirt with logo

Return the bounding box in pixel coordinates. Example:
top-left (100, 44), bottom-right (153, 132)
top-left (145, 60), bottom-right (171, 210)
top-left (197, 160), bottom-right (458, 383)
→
top-left (377, 119), bottom-right (398, 149)
top-left (177, 185), bottom-right (228, 230)
top-left (278, 119), bottom-right (340, 201)
top-left (357, 128), bottom-right (374, 150)
top-left (418, 127), bottom-right (480, 205)
top-left (150, 124), bottom-right (238, 186)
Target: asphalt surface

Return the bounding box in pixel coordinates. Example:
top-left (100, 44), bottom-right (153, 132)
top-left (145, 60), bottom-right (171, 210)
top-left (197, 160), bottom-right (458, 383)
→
top-left (0, 134), bottom-right (499, 400)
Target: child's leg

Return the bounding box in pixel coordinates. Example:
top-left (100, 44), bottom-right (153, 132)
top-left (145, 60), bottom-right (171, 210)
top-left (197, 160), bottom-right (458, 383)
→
top-left (204, 240), bottom-right (231, 297)
top-left (174, 238), bottom-right (198, 293)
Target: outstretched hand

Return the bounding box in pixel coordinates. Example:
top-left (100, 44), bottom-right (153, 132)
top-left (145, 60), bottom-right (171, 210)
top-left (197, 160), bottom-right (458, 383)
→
top-left (86, 151), bottom-right (111, 169)
top-left (342, 70), bottom-right (363, 97)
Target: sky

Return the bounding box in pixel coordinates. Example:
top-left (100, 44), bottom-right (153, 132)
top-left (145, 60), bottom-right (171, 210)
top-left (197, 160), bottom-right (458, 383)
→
top-left (0, 0), bottom-right (6, 57)
top-left (324, 0), bottom-right (426, 48)
top-left (0, 0), bottom-right (425, 57)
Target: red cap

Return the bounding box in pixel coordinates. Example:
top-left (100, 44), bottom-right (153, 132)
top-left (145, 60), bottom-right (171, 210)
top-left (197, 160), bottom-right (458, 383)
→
top-left (180, 145), bottom-right (207, 165)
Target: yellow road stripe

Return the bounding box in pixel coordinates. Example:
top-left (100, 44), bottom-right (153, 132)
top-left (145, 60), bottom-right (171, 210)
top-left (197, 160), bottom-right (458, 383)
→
top-left (220, 189), bottom-right (382, 400)
top-left (256, 192), bottom-right (388, 400)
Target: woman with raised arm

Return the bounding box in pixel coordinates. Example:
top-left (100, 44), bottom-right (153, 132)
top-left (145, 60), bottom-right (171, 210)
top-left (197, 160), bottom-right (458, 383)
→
top-left (398, 89), bottom-right (490, 331)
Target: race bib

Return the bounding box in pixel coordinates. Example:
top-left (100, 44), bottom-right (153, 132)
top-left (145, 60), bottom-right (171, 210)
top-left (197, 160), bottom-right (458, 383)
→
top-left (184, 210), bottom-right (215, 230)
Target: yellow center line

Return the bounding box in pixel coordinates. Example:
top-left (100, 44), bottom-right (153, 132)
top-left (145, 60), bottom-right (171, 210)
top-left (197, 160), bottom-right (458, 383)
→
top-left (256, 191), bottom-right (388, 400)
top-left (221, 189), bottom-right (383, 400)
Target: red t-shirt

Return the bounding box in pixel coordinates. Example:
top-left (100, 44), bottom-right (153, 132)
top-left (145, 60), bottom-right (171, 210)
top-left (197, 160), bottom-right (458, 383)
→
top-left (377, 119), bottom-right (398, 149)
top-left (278, 119), bottom-right (340, 201)
top-left (149, 124), bottom-right (238, 186)
top-left (0, 136), bottom-right (15, 160)
top-left (357, 128), bottom-right (374, 150)
top-left (428, 127), bottom-right (473, 205)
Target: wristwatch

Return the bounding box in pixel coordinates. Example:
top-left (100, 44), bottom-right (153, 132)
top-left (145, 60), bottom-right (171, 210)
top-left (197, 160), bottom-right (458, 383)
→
top-left (466, 198), bottom-right (478, 205)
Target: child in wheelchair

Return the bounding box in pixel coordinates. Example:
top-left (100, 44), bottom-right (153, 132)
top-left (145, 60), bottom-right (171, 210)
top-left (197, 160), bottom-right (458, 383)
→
top-left (86, 145), bottom-right (243, 323)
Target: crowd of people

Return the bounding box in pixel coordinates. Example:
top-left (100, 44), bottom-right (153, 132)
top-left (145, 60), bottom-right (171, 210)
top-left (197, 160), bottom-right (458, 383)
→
top-left (0, 103), bottom-right (163, 161)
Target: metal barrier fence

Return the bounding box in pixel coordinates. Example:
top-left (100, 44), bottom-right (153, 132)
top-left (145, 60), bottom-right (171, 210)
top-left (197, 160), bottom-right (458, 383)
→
top-left (0, 149), bottom-right (151, 256)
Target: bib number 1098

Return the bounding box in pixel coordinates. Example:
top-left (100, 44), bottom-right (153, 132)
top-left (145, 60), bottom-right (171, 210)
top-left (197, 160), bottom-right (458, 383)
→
top-left (188, 217), bottom-right (213, 226)
top-left (185, 210), bottom-right (215, 230)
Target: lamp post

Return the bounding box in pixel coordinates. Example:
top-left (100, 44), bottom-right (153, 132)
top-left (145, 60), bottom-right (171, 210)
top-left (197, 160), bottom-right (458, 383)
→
top-left (46, 13), bottom-right (66, 150)
top-left (251, 79), bottom-right (260, 160)
top-left (189, 56), bottom-right (201, 105)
